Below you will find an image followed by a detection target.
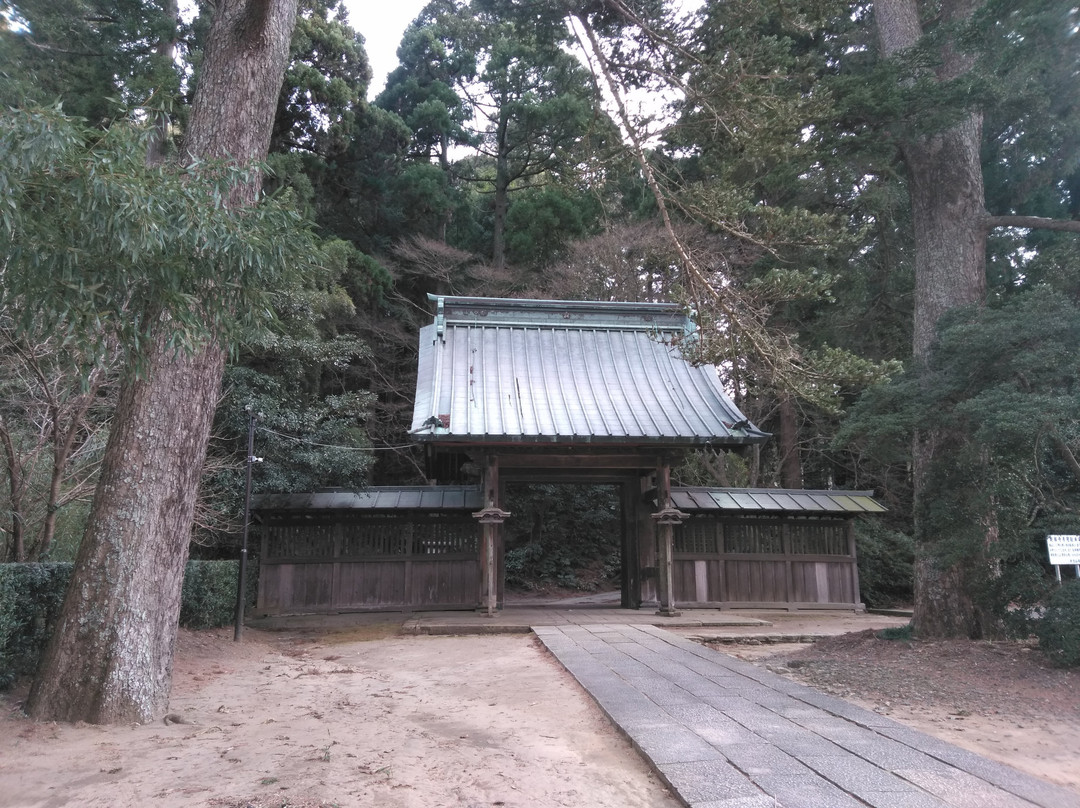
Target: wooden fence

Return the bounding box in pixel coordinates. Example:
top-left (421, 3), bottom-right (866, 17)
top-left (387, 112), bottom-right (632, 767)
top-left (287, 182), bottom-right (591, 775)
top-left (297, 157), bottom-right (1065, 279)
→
top-left (672, 516), bottom-right (862, 609)
top-left (257, 514), bottom-right (480, 613)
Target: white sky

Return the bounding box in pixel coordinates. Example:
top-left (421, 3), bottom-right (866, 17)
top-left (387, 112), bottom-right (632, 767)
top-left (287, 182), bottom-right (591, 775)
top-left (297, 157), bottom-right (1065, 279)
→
top-left (344, 1), bottom-right (704, 101)
top-left (343, 1), bottom-right (431, 99)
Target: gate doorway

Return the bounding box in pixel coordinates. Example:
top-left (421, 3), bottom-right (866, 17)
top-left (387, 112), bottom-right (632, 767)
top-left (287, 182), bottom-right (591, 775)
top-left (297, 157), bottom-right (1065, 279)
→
top-left (501, 483), bottom-right (622, 601)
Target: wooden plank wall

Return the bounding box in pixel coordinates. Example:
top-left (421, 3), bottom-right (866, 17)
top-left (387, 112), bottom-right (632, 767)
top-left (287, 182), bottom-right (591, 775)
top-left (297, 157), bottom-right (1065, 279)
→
top-left (672, 516), bottom-right (862, 609)
top-left (257, 515), bottom-right (479, 614)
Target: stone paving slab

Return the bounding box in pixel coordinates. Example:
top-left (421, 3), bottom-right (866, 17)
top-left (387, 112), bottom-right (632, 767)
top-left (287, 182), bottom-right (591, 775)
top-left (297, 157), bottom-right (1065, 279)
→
top-left (535, 624), bottom-right (1080, 808)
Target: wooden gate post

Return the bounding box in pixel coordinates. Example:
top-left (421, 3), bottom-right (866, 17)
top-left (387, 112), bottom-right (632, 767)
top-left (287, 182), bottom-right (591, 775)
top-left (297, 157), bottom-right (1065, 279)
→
top-left (652, 458), bottom-right (687, 617)
top-left (652, 507), bottom-right (689, 616)
top-left (473, 504), bottom-right (510, 616)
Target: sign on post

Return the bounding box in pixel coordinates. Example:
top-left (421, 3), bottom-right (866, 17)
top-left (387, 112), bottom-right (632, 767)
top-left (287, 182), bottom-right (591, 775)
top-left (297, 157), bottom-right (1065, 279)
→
top-left (1047, 535), bottom-right (1080, 582)
top-left (1047, 535), bottom-right (1080, 565)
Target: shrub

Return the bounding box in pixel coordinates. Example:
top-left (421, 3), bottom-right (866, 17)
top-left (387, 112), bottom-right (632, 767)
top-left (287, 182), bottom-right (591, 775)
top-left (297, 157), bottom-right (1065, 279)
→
top-left (1, 559), bottom-right (255, 687)
top-left (502, 483), bottom-right (621, 591)
top-left (180, 560), bottom-right (241, 629)
top-left (0, 563), bottom-right (72, 688)
top-left (854, 518), bottom-right (914, 608)
top-left (1037, 580), bottom-right (1080, 668)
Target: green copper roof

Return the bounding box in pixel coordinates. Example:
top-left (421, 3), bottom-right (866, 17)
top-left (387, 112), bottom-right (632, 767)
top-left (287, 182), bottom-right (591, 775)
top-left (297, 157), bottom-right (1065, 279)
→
top-left (410, 296), bottom-right (769, 448)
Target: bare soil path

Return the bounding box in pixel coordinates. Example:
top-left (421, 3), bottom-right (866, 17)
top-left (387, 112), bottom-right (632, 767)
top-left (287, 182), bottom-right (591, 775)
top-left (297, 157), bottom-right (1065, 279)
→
top-left (0, 627), bottom-right (680, 808)
top-left (2, 611), bottom-right (1078, 806)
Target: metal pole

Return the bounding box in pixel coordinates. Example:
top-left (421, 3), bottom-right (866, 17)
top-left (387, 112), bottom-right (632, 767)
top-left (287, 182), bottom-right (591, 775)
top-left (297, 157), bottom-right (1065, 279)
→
top-left (234, 407), bottom-right (257, 642)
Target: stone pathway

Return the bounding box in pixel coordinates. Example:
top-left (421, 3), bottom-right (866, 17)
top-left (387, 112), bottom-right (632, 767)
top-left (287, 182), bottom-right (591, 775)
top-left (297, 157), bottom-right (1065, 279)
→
top-left (534, 623), bottom-right (1080, 808)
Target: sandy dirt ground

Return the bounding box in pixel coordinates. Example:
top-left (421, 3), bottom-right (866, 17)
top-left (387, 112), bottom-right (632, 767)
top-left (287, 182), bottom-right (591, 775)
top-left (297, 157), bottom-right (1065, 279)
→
top-left (3, 614), bottom-right (1079, 806)
top-left (710, 629), bottom-right (1080, 794)
top-left (0, 627), bottom-right (680, 808)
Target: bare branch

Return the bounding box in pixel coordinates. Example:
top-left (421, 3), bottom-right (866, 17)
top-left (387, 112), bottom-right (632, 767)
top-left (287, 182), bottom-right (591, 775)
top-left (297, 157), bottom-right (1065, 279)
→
top-left (983, 214), bottom-right (1080, 234)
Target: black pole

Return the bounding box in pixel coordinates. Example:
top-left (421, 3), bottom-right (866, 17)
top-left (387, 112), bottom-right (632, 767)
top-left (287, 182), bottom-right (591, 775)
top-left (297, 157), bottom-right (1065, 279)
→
top-left (234, 407), bottom-right (257, 642)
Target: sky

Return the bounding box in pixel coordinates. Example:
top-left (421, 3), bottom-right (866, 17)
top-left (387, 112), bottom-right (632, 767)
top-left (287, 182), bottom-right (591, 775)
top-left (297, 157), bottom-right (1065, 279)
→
top-left (343, 1), bottom-right (431, 99)
top-left (342, 1), bottom-right (705, 102)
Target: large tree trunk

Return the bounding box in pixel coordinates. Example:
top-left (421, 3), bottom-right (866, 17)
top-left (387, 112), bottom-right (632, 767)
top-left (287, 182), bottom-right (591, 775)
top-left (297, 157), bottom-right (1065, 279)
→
top-left (904, 113), bottom-right (987, 362)
top-left (26, 0), bottom-right (298, 724)
top-left (778, 393), bottom-right (802, 489)
top-left (906, 112), bottom-right (991, 637)
top-left (25, 342), bottom-right (225, 722)
top-left (875, 0), bottom-right (990, 638)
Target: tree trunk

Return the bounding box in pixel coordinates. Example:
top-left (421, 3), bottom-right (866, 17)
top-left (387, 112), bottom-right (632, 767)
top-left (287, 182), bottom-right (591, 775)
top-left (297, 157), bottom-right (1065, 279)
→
top-left (904, 113), bottom-right (987, 362)
top-left (905, 111), bottom-right (992, 637)
top-left (876, 0), bottom-right (990, 638)
top-left (26, 341), bottom-right (225, 723)
top-left (778, 392), bottom-right (802, 489)
top-left (492, 110), bottom-right (510, 272)
top-left (26, 0), bottom-right (298, 724)
top-left (0, 422), bottom-right (26, 561)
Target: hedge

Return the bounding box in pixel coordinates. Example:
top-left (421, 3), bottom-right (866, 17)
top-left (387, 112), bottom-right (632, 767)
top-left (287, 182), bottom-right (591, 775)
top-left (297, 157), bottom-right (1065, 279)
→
top-left (1037, 579), bottom-right (1080, 668)
top-left (0, 560), bottom-right (256, 688)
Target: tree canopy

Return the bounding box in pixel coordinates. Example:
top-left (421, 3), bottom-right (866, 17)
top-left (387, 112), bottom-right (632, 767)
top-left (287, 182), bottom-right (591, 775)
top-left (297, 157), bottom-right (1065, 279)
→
top-left (3, 0), bottom-right (1080, 678)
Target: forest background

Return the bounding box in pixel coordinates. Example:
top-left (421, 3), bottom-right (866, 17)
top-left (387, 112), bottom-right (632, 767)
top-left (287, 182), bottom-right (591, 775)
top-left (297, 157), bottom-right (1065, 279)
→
top-left (2, 0), bottom-right (1080, 699)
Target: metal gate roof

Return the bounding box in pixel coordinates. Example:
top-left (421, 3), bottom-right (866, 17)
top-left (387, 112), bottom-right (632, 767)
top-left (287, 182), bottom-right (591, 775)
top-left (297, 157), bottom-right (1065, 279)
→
top-left (410, 296), bottom-right (769, 448)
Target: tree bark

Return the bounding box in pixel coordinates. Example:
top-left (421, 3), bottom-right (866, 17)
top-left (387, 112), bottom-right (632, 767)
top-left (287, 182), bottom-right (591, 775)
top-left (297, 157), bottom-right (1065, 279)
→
top-left (778, 392), bottom-right (802, 489)
top-left (0, 421), bottom-right (26, 561)
top-left (876, 0), bottom-right (990, 638)
top-left (26, 0), bottom-right (298, 724)
top-left (904, 111), bottom-right (987, 362)
top-left (492, 109), bottom-right (510, 272)
top-left (876, 0), bottom-right (987, 363)
top-left (26, 341), bottom-right (226, 722)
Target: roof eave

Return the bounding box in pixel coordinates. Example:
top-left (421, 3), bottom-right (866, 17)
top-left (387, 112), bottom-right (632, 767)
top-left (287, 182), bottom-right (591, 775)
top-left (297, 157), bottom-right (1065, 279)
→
top-left (410, 432), bottom-right (771, 448)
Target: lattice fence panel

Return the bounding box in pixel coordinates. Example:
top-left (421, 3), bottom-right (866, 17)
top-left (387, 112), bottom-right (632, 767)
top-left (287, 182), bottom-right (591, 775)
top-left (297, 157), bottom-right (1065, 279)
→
top-left (265, 524), bottom-right (334, 559)
top-left (414, 521), bottom-right (477, 554)
top-left (341, 521), bottom-right (409, 557)
top-left (724, 522), bottom-right (783, 554)
top-left (674, 521), bottom-right (721, 554)
top-left (789, 522), bottom-right (849, 556)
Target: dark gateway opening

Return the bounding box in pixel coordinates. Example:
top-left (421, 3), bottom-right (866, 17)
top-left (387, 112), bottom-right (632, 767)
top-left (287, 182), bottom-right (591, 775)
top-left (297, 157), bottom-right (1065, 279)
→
top-left (502, 483), bottom-right (622, 599)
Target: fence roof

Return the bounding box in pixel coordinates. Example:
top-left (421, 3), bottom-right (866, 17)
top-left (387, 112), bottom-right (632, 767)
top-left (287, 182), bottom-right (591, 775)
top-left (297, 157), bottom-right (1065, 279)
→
top-left (253, 486), bottom-right (483, 512)
top-left (671, 487), bottom-right (886, 514)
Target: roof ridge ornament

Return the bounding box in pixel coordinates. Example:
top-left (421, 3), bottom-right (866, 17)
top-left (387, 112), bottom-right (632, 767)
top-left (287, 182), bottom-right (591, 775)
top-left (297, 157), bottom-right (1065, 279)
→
top-left (434, 296), bottom-right (446, 341)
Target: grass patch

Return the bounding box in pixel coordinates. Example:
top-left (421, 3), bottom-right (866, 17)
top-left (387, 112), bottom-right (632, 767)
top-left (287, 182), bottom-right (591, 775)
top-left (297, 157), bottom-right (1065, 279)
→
top-left (877, 623), bottom-right (913, 641)
top-left (323, 622), bottom-right (404, 644)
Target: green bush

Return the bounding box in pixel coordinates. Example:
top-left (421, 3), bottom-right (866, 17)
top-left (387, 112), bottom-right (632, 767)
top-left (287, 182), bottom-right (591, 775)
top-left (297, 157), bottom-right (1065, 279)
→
top-left (0, 563), bottom-right (73, 688)
top-left (1037, 580), bottom-right (1080, 668)
top-left (854, 518), bottom-right (915, 608)
top-left (0, 559), bottom-right (256, 687)
top-left (180, 560), bottom-right (241, 629)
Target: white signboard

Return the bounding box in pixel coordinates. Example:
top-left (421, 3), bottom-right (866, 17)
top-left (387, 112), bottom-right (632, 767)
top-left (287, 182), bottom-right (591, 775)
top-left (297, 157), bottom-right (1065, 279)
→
top-left (1047, 535), bottom-right (1080, 566)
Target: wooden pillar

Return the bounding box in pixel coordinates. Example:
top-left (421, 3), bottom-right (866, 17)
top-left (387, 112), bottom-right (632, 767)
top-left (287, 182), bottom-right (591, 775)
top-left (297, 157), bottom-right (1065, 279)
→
top-left (474, 454), bottom-right (508, 616)
top-left (620, 479), bottom-right (641, 608)
top-left (651, 457), bottom-right (687, 617)
top-left (847, 519), bottom-right (865, 612)
top-left (782, 519), bottom-right (796, 611)
top-left (638, 473), bottom-right (657, 606)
